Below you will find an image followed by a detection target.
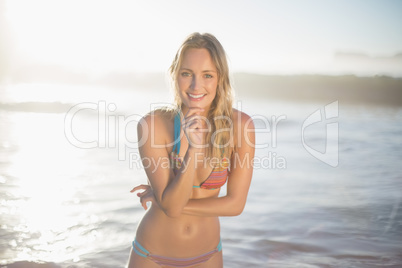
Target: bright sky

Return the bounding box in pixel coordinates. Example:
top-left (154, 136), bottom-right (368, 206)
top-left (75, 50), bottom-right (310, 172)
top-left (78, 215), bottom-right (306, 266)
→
top-left (3, 0), bottom-right (402, 75)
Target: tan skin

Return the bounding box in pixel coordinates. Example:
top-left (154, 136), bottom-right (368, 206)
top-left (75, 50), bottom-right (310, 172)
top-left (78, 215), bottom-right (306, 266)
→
top-left (127, 48), bottom-right (255, 268)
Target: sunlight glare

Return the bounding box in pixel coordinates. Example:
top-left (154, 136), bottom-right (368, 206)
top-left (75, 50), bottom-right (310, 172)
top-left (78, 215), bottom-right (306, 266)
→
top-left (5, 0), bottom-right (142, 73)
top-left (5, 112), bottom-right (103, 263)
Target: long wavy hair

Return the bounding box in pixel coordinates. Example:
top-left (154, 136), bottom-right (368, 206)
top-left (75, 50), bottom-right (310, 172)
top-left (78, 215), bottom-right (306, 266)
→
top-left (169, 32), bottom-right (234, 159)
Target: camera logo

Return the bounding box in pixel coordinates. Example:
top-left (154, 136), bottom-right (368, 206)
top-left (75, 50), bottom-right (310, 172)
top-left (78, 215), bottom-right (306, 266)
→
top-left (301, 101), bottom-right (339, 167)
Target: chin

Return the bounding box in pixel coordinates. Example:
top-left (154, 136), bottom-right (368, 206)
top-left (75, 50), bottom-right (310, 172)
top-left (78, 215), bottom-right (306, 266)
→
top-left (187, 102), bottom-right (211, 110)
top-left (191, 103), bottom-right (206, 108)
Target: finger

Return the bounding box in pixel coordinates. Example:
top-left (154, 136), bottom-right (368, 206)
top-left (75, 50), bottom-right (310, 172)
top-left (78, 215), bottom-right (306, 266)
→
top-left (184, 107), bottom-right (204, 118)
top-left (137, 188), bottom-right (151, 198)
top-left (142, 200), bottom-right (148, 210)
top-left (182, 120), bottom-right (203, 131)
top-left (183, 120), bottom-right (202, 131)
top-left (140, 196), bottom-right (150, 210)
top-left (183, 115), bottom-right (205, 127)
top-left (130, 184), bottom-right (149, 193)
top-left (183, 115), bottom-right (209, 129)
top-left (130, 184), bottom-right (146, 192)
top-left (182, 113), bottom-right (206, 123)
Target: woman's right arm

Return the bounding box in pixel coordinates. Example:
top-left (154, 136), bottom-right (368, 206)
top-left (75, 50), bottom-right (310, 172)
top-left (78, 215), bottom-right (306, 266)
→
top-left (136, 111), bottom-right (200, 218)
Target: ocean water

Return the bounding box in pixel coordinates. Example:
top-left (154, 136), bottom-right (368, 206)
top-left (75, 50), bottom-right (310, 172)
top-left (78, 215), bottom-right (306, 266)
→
top-left (0, 83), bottom-right (401, 268)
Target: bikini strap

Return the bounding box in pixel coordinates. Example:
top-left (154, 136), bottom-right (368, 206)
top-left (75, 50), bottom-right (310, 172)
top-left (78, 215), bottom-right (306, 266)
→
top-left (172, 112), bottom-right (181, 155)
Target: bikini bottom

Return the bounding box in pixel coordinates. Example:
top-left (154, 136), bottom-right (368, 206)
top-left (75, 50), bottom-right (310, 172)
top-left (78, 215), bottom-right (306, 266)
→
top-left (132, 238), bottom-right (222, 267)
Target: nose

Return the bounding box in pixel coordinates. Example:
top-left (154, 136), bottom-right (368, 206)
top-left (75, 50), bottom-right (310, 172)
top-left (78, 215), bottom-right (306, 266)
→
top-left (190, 75), bottom-right (202, 91)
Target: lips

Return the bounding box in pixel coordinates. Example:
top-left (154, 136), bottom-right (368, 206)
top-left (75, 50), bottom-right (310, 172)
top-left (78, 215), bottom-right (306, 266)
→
top-left (188, 93), bottom-right (206, 101)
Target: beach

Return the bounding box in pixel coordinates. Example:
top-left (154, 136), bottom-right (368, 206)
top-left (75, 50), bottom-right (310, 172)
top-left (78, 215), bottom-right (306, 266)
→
top-left (0, 75), bottom-right (401, 267)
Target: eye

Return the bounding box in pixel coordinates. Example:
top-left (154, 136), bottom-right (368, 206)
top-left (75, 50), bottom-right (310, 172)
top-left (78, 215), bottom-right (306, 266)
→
top-left (181, 72), bottom-right (191, 77)
top-left (204, 74), bottom-right (213, 79)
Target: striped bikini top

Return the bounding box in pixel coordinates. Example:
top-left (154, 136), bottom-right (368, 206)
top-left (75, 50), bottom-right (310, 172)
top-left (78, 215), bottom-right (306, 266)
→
top-left (171, 112), bottom-right (229, 190)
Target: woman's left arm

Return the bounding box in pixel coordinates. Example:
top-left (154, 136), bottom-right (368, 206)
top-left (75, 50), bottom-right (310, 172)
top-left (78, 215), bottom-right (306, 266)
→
top-left (182, 111), bottom-right (255, 217)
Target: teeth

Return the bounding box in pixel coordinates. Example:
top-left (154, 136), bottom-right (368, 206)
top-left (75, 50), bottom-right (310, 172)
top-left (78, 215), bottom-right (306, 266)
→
top-left (189, 93), bottom-right (205, 99)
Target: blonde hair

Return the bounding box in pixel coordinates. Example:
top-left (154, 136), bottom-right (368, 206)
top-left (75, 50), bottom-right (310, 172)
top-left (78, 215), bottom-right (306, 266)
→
top-left (169, 32), bottom-right (234, 159)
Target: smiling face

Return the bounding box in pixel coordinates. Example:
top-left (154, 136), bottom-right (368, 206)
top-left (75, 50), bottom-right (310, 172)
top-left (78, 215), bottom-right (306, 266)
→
top-left (177, 48), bottom-right (218, 113)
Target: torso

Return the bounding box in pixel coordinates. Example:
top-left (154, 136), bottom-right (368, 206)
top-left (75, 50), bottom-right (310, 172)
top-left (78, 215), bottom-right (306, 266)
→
top-left (135, 109), bottom-right (240, 257)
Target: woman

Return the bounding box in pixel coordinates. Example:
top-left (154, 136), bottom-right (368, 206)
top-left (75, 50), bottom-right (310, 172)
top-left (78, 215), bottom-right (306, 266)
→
top-left (128, 32), bottom-right (255, 268)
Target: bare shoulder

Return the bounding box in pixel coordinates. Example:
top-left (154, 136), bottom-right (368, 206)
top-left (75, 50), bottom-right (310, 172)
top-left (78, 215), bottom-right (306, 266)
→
top-left (139, 108), bottom-right (174, 124)
top-left (232, 108), bottom-right (254, 130)
top-left (232, 108), bottom-right (255, 150)
top-left (137, 108), bottom-right (175, 140)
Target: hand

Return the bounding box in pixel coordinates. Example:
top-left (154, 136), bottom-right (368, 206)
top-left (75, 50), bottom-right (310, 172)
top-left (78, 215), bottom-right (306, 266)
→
top-left (130, 184), bottom-right (157, 210)
top-left (182, 108), bottom-right (207, 149)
